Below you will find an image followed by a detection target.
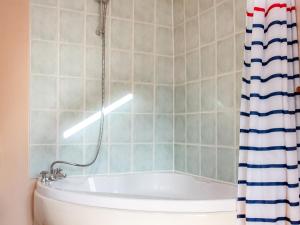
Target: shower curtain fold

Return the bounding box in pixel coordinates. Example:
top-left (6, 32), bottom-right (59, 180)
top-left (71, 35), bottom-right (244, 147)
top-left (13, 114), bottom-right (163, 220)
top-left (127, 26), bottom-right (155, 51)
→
top-left (237, 0), bottom-right (300, 224)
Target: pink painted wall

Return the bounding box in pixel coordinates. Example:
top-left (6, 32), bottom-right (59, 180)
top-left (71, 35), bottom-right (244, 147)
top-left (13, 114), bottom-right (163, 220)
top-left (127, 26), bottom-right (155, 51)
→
top-left (0, 1), bottom-right (35, 225)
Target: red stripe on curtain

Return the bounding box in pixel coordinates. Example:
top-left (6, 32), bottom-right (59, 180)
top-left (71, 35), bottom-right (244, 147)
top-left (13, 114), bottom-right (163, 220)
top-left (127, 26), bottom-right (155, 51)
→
top-left (246, 3), bottom-right (296, 17)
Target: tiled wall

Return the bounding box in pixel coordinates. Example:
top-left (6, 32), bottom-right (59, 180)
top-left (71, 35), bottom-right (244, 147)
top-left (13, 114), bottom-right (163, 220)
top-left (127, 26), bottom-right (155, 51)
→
top-left (29, 0), bottom-right (175, 177)
top-left (173, 0), bottom-right (246, 183)
top-left (30, 0), bottom-right (246, 183)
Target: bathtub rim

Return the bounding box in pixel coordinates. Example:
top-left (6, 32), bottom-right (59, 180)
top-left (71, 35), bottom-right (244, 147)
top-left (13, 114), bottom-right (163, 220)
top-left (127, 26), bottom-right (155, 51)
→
top-left (35, 172), bottom-right (237, 213)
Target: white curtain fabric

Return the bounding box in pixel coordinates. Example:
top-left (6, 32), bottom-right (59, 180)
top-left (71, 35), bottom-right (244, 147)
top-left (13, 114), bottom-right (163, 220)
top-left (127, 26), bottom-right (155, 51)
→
top-left (237, 0), bottom-right (300, 224)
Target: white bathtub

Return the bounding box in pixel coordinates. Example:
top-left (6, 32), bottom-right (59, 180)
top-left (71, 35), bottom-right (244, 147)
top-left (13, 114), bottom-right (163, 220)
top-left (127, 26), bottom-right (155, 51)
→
top-left (34, 172), bottom-right (237, 225)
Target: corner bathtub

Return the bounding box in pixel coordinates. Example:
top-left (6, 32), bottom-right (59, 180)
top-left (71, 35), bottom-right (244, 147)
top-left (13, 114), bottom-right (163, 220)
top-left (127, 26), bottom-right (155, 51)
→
top-left (34, 173), bottom-right (237, 225)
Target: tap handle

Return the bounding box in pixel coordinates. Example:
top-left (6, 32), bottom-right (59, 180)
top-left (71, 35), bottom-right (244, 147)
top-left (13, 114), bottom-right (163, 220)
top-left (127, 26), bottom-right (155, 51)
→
top-left (40, 171), bottom-right (49, 183)
top-left (40, 170), bottom-right (49, 177)
top-left (55, 168), bottom-right (67, 178)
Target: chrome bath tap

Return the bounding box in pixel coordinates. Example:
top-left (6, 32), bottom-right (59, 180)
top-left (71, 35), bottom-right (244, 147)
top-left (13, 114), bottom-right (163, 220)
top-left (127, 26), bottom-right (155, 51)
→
top-left (40, 168), bottom-right (66, 183)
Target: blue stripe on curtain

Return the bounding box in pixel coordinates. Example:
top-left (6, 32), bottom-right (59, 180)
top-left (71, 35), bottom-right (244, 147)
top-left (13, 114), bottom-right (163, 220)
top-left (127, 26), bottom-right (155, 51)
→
top-left (237, 198), bottom-right (300, 206)
top-left (240, 127), bottom-right (300, 134)
top-left (246, 21), bottom-right (297, 34)
top-left (240, 109), bottom-right (300, 117)
top-left (238, 163), bottom-right (298, 169)
top-left (237, 0), bottom-right (300, 224)
top-left (238, 181), bottom-right (299, 188)
top-left (241, 92), bottom-right (300, 100)
top-left (239, 146), bottom-right (299, 151)
top-left (244, 56), bottom-right (299, 67)
top-left (242, 74), bottom-right (300, 84)
top-left (244, 38), bottom-right (298, 51)
top-left (237, 215), bottom-right (300, 224)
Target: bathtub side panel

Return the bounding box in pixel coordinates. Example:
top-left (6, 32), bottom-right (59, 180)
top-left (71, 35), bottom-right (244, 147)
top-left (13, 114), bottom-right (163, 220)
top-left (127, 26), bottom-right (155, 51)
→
top-left (34, 192), bottom-right (236, 225)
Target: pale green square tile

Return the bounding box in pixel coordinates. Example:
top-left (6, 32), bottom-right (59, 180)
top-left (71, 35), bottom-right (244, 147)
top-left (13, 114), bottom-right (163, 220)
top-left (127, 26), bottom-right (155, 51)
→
top-left (175, 144), bottom-right (185, 172)
top-left (134, 53), bottom-right (154, 83)
top-left (110, 114), bottom-right (131, 143)
top-left (175, 55), bottom-right (185, 84)
top-left (59, 111), bottom-right (83, 144)
top-left (156, 86), bottom-right (173, 113)
top-left (60, 10), bottom-right (84, 43)
top-left (59, 145), bottom-right (84, 175)
top-left (134, 115), bottom-right (153, 142)
top-left (216, 0), bottom-right (234, 39)
top-left (174, 24), bottom-right (185, 55)
top-left (111, 0), bottom-right (133, 19)
top-left (59, 78), bottom-right (83, 110)
top-left (201, 146), bottom-right (216, 179)
top-left (199, 0), bottom-right (214, 12)
top-left (134, 0), bottom-right (154, 23)
top-left (30, 76), bottom-right (57, 109)
top-left (185, 18), bottom-right (199, 51)
top-left (200, 9), bottom-right (215, 45)
top-left (155, 115), bottom-right (173, 143)
top-left (185, 0), bottom-right (198, 19)
top-left (84, 112), bottom-right (108, 144)
top-left (87, 0), bottom-right (100, 14)
top-left (173, 0), bottom-right (184, 25)
top-left (111, 19), bottom-right (132, 50)
top-left (217, 74), bottom-right (234, 109)
top-left (134, 23), bottom-right (154, 52)
top-left (201, 44), bottom-right (216, 78)
top-left (31, 41), bottom-right (57, 75)
top-left (85, 144), bottom-right (108, 174)
top-left (217, 111), bottom-right (234, 146)
top-left (235, 0), bottom-right (246, 32)
top-left (31, 5), bottom-right (57, 41)
top-left (187, 145), bottom-right (199, 175)
top-left (187, 82), bottom-right (200, 113)
top-left (201, 79), bottom-right (216, 111)
top-left (236, 72), bottom-right (242, 108)
top-left (186, 50), bottom-right (199, 81)
top-left (235, 33), bottom-right (244, 71)
top-left (201, 113), bottom-right (216, 145)
top-left (156, 27), bottom-right (173, 56)
top-left (110, 82), bottom-right (132, 112)
top-left (235, 148), bottom-right (239, 183)
top-left (110, 50), bottom-right (132, 81)
top-left (60, 0), bottom-right (84, 11)
top-left (175, 115), bottom-right (186, 143)
top-left (217, 147), bottom-right (235, 183)
top-left (86, 47), bottom-right (102, 78)
top-left (133, 84), bottom-right (154, 113)
top-left (60, 44), bottom-right (83, 77)
top-left (110, 144), bottom-right (131, 173)
top-left (156, 0), bottom-right (172, 26)
top-left (85, 80), bottom-right (102, 111)
top-left (187, 114), bottom-right (200, 143)
top-left (133, 144), bottom-right (153, 171)
top-left (217, 37), bottom-right (234, 74)
top-left (155, 144), bottom-right (173, 170)
top-left (30, 145), bottom-right (56, 177)
top-left (175, 85), bottom-right (185, 113)
top-left (86, 15), bottom-right (101, 46)
top-left (156, 56), bottom-right (173, 84)
top-left (30, 111), bottom-right (57, 144)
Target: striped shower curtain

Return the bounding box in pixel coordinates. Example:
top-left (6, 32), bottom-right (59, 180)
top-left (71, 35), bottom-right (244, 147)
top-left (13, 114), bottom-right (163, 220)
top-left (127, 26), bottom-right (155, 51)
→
top-left (237, 0), bottom-right (300, 224)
